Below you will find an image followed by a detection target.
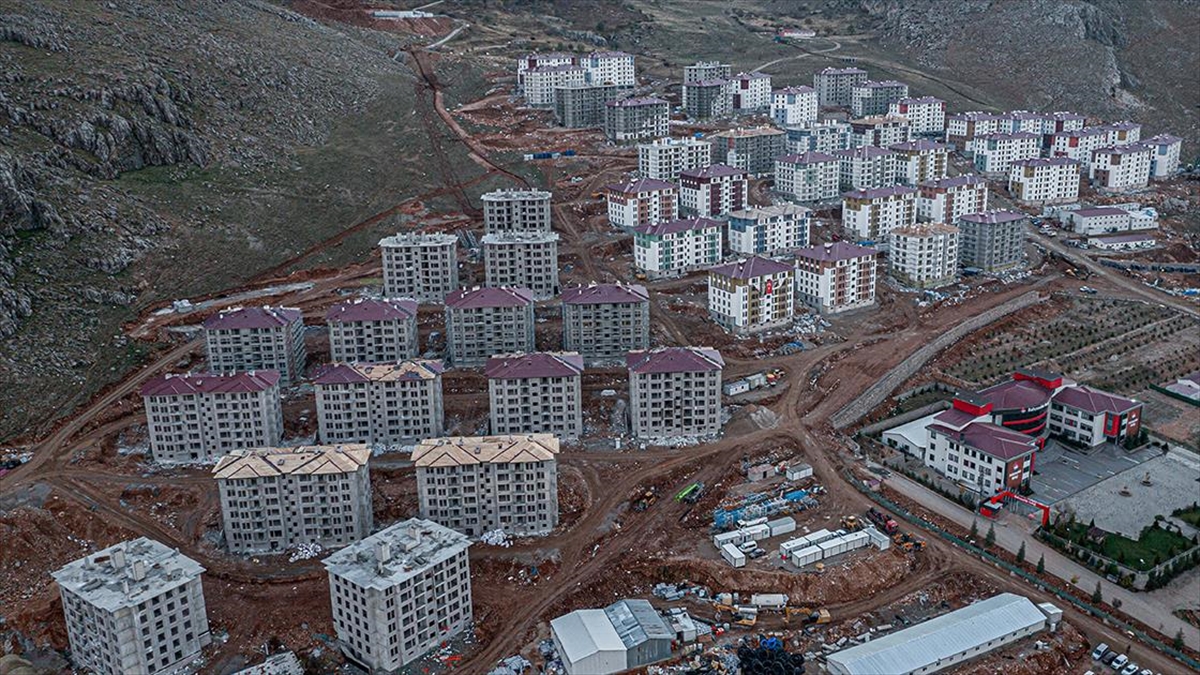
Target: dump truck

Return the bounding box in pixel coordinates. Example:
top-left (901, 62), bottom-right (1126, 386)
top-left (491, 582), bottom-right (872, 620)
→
top-left (867, 507), bottom-right (899, 535)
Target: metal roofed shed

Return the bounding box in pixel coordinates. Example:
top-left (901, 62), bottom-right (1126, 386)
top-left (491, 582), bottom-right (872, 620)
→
top-left (605, 599), bottom-right (674, 669)
top-left (825, 593), bottom-right (1051, 675)
top-left (551, 609), bottom-right (628, 675)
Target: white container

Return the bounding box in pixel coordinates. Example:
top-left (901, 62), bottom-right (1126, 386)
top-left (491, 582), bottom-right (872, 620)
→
top-left (818, 538), bottom-right (848, 557)
top-left (803, 528), bottom-right (834, 546)
top-left (721, 543), bottom-right (747, 568)
top-left (768, 517), bottom-right (797, 537)
top-left (786, 463), bottom-right (813, 480)
top-left (744, 524), bottom-right (771, 541)
top-left (865, 527), bottom-right (891, 550)
top-left (750, 593), bottom-right (789, 609)
top-left (779, 537), bottom-right (809, 556)
top-left (737, 517), bottom-right (768, 529)
top-left (793, 545), bottom-right (823, 567)
top-left (844, 530), bottom-right (870, 551)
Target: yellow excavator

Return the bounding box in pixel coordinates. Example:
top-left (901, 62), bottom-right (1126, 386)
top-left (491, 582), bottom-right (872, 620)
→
top-left (783, 607), bottom-right (831, 626)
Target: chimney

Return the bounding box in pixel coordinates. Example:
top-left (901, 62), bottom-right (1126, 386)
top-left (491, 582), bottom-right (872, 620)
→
top-left (131, 560), bottom-right (146, 582)
top-left (403, 525), bottom-right (422, 552)
top-left (376, 541), bottom-right (392, 564)
top-left (111, 546), bottom-right (126, 569)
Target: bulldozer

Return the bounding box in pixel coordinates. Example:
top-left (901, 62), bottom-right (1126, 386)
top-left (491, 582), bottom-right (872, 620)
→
top-left (783, 606), bottom-right (831, 626)
top-left (841, 515), bottom-right (863, 531)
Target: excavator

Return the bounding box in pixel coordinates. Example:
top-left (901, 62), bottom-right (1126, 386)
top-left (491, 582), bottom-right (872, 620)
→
top-left (783, 606), bottom-right (832, 626)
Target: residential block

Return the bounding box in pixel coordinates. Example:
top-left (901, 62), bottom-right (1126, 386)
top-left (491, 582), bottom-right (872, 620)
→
top-left (326, 297), bottom-right (418, 364)
top-left (482, 231), bottom-right (560, 300)
top-left (204, 306), bottom-right (306, 385)
top-left (444, 287), bottom-right (536, 367)
top-left (708, 256), bottom-right (796, 334)
top-left (561, 283), bottom-right (651, 364)
top-left (486, 352), bottom-right (584, 439)
top-left (888, 222), bottom-right (960, 289)
top-left (726, 204), bottom-right (810, 255)
top-left (627, 347), bottom-right (724, 439)
top-left (632, 217), bottom-right (722, 278)
top-left (606, 178), bottom-right (678, 230)
top-left (380, 232), bottom-right (459, 304)
top-left (775, 152), bottom-right (841, 203)
top-left (481, 189), bottom-right (552, 234)
top-left (794, 242), bottom-right (878, 314)
top-left (678, 164), bottom-right (749, 217)
top-left (315, 361), bottom-right (445, 446)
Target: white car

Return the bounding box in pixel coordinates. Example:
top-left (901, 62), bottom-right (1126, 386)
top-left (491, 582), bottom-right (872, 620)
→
top-left (1120, 664), bottom-right (1139, 675)
top-left (1110, 654), bottom-right (1128, 670)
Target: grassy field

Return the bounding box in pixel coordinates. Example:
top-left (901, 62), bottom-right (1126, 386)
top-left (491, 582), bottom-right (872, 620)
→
top-left (1057, 521), bottom-right (1196, 571)
top-left (1175, 506), bottom-right (1200, 529)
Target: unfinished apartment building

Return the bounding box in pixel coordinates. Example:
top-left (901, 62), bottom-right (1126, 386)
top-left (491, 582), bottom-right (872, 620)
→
top-left (141, 371), bottom-right (284, 464)
top-left (326, 297), bottom-right (418, 363)
top-left (203, 306), bottom-right (306, 385)
top-left (560, 283), bottom-right (651, 364)
top-left (323, 519), bottom-right (472, 671)
top-left (604, 97), bottom-right (670, 143)
top-left (314, 360), bottom-right (445, 446)
top-left (482, 231), bottom-right (560, 300)
top-left (554, 83), bottom-right (633, 128)
top-left (444, 287), bottom-right (536, 367)
top-left (379, 232), bottom-right (459, 303)
top-left (52, 538), bottom-right (211, 675)
top-left (213, 445), bottom-right (372, 555)
top-left (413, 434), bottom-right (560, 537)
top-left (486, 352), bottom-right (584, 439)
top-left (627, 347), bottom-right (724, 439)
top-left (481, 189), bottom-right (552, 234)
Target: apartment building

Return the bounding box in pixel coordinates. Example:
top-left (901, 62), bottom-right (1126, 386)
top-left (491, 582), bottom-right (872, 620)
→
top-left (683, 79), bottom-right (731, 120)
top-left (726, 204), bottom-right (810, 255)
top-left (53, 538), bottom-right (210, 675)
top-left (888, 222), bottom-right (960, 289)
top-left (379, 232), bottom-right (459, 304)
top-left (888, 96), bottom-right (946, 135)
top-left (850, 80), bottom-right (909, 117)
top-left (1043, 111), bottom-right (1087, 136)
top-left (627, 347), bottom-right (724, 439)
top-left (1144, 134), bottom-right (1183, 178)
top-left (972, 132), bottom-right (1040, 175)
top-left (326, 297), bottom-right (418, 364)
top-left (1047, 127), bottom-right (1111, 168)
top-left (831, 146), bottom-right (897, 190)
top-left (785, 120), bottom-right (854, 155)
top-left (1090, 144), bottom-right (1152, 192)
top-left (482, 231), bottom-right (560, 300)
top-left (728, 71), bottom-right (772, 112)
top-left (323, 519), bottom-right (472, 671)
top-left (582, 50), bottom-right (635, 86)
top-left (604, 97), bottom-right (669, 143)
top-left (793, 241), bottom-right (878, 314)
top-left (414, 434), bottom-right (560, 536)
top-left (314, 361), bottom-right (445, 446)
top-left (841, 185), bottom-right (918, 245)
top-left (141, 371), bottom-right (283, 465)
top-left (889, 139), bottom-right (949, 185)
top-left (214, 445), bottom-right (372, 554)
top-left (553, 83), bottom-right (634, 128)
top-left (1049, 386), bottom-right (1142, 448)
top-left (516, 52), bottom-right (575, 88)
top-left (957, 210), bottom-right (1027, 272)
top-left (775, 152), bottom-right (841, 203)
top-left (1008, 157), bottom-right (1081, 205)
top-left (709, 127), bottom-right (787, 176)
top-left (944, 111), bottom-right (1004, 150)
top-left (204, 306), bottom-right (306, 385)
top-left (632, 217), bottom-right (722, 278)
top-left (481, 189), bottom-right (552, 234)
top-left (637, 136), bottom-right (713, 181)
top-left (813, 67), bottom-right (868, 107)
top-left (1001, 110), bottom-right (1051, 135)
top-left (1096, 120), bottom-right (1142, 146)
top-left (684, 61), bottom-right (731, 86)
top-left (560, 283), bottom-right (651, 363)
top-left (444, 287), bottom-right (536, 367)
top-left (771, 86), bottom-right (818, 126)
top-left (486, 352), bottom-right (584, 439)
top-left (678, 164), bottom-right (749, 217)
top-left (917, 174), bottom-right (989, 224)
top-left (523, 64), bottom-right (587, 107)
top-left (708, 256), bottom-right (796, 334)
top-left (850, 115), bottom-right (911, 148)
top-left (605, 177), bottom-right (678, 230)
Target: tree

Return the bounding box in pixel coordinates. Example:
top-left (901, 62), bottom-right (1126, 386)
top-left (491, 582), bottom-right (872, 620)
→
top-left (1092, 581), bottom-right (1103, 604)
top-left (1175, 629), bottom-right (1186, 650)
top-left (1017, 541), bottom-right (1026, 564)
top-left (1037, 554), bottom-right (1045, 574)
top-left (970, 519), bottom-right (979, 540)
top-left (985, 523), bottom-right (996, 548)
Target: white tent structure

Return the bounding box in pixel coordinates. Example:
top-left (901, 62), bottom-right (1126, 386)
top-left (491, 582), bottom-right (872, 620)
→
top-left (551, 609), bottom-right (627, 675)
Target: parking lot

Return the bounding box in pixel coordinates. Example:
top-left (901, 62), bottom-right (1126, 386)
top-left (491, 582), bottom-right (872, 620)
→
top-left (1057, 450), bottom-right (1200, 539)
top-left (1029, 440), bottom-right (1159, 505)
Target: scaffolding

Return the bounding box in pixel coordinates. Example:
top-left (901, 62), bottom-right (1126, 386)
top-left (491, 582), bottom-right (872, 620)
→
top-left (713, 487), bottom-right (819, 529)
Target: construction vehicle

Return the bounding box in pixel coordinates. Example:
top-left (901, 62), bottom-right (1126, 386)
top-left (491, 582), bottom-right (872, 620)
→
top-left (675, 482), bottom-right (703, 502)
top-left (783, 606), bottom-right (831, 626)
top-left (867, 507), bottom-right (899, 535)
top-left (841, 515), bottom-right (863, 531)
top-left (632, 487), bottom-right (658, 512)
top-left (893, 532), bottom-right (926, 552)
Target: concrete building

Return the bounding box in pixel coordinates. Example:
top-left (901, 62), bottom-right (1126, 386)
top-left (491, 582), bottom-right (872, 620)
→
top-left (632, 217), bottom-right (722, 278)
top-left (314, 361), bottom-right (445, 446)
top-left (849, 115), bottom-right (911, 148)
top-left (888, 96), bottom-right (946, 135)
top-left (627, 347), bottom-right (724, 439)
top-left (553, 83), bottom-right (634, 128)
top-left (709, 127), bottom-right (787, 176)
top-left (957, 210), bottom-right (1027, 272)
top-left (444, 287), bottom-right (536, 367)
top-left (605, 178), bottom-right (678, 230)
top-left (944, 111), bottom-right (1004, 151)
top-left (141, 371), bottom-right (283, 465)
top-left (683, 61), bottom-right (730, 87)
top-left (1067, 206), bottom-right (1134, 235)
top-left (604, 97), bottom-right (669, 143)
top-left (551, 599), bottom-right (675, 675)
top-left (414, 434), bottom-right (559, 536)
top-left (728, 71), bottom-right (772, 112)
top-left (1008, 157), bottom-right (1081, 205)
top-left (516, 52), bottom-right (575, 88)
top-left (486, 352), bottom-right (583, 439)
top-left (813, 66), bottom-right (868, 107)
top-left (678, 164), bottom-right (749, 217)
top-left (204, 306), bottom-right (306, 386)
top-left (637, 136), bottom-right (712, 181)
top-left (379, 232), bottom-right (459, 304)
top-left (582, 50), bottom-right (636, 86)
top-left (926, 406), bottom-right (1040, 495)
top-left (794, 241), bottom-right (878, 314)
top-left (523, 64), bottom-right (587, 107)
top-left (53, 539), bottom-right (211, 675)
top-left (726, 204), bottom-right (810, 255)
top-left (831, 146), bottom-right (897, 190)
top-left (561, 283), bottom-right (651, 363)
top-left (481, 189), bottom-right (552, 234)
top-left (214, 445), bottom-right (372, 555)
top-left (889, 139), bottom-right (949, 185)
top-left (771, 86), bottom-right (818, 126)
top-left (326, 297), bottom-right (418, 364)
top-left (707, 256), bottom-right (796, 334)
top-left (1144, 133), bottom-right (1183, 178)
top-left (841, 185), bottom-right (918, 245)
top-left (973, 132), bottom-right (1041, 175)
top-left (774, 152), bottom-right (841, 203)
top-left (1047, 127), bottom-right (1111, 168)
top-left (683, 79), bottom-right (731, 120)
top-left (1049, 386), bottom-right (1143, 448)
top-left (482, 231), bottom-right (560, 300)
top-left (850, 80), bottom-right (909, 117)
top-left (1001, 110), bottom-right (1051, 135)
top-left (784, 120), bottom-right (853, 155)
top-left (888, 222), bottom-right (959, 289)
top-left (918, 174), bottom-right (989, 224)
top-left (1090, 144), bottom-right (1152, 192)
top-left (323, 519), bottom-right (472, 672)
top-left (1087, 232), bottom-right (1156, 251)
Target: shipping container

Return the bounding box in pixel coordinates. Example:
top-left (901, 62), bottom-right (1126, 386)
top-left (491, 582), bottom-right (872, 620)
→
top-left (786, 463), bottom-right (814, 481)
top-left (768, 517), bottom-right (796, 537)
top-left (744, 524), bottom-right (771, 541)
top-left (803, 528), bottom-right (834, 546)
top-left (737, 517), bottom-right (769, 528)
top-left (713, 531), bottom-right (744, 548)
top-left (750, 593), bottom-right (789, 609)
top-left (818, 537), bottom-right (848, 558)
top-left (779, 538), bottom-right (809, 557)
top-left (865, 527), bottom-right (891, 550)
top-left (844, 530), bottom-right (871, 551)
top-left (792, 545), bottom-right (823, 567)
top-left (721, 543), bottom-right (746, 568)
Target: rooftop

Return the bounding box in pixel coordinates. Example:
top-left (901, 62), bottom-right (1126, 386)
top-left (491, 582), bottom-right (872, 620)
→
top-left (958, 210), bottom-right (1026, 224)
top-left (607, 177), bottom-right (677, 194)
top-left (212, 445), bottom-right (371, 480)
top-left (712, 126), bottom-right (787, 139)
top-left (322, 519), bottom-right (470, 590)
top-left (979, 378), bottom-right (1053, 411)
top-left (314, 360), bottom-right (444, 385)
top-left (679, 163), bottom-right (746, 179)
top-left (775, 85), bottom-right (815, 94)
top-left (203, 305), bottom-right (302, 330)
top-left (1144, 133), bottom-right (1183, 145)
top-left (52, 538), bottom-right (206, 612)
top-left (445, 286), bottom-right (535, 309)
top-left (481, 189), bottom-right (552, 201)
top-left (1094, 143), bottom-right (1151, 155)
top-left (889, 139), bottom-right (947, 152)
top-left (1074, 207), bottom-right (1129, 217)
top-left (527, 64), bottom-right (586, 73)
top-left (604, 599), bottom-right (674, 648)
top-left (948, 111), bottom-right (1005, 122)
top-left (626, 347), bottom-right (724, 374)
top-left (378, 232), bottom-right (458, 247)
top-left (795, 241), bottom-right (877, 262)
top-left (857, 79), bottom-right (907, 89)
top-left (920, 174), bottom-right (986, 190)
top-left (1011, 157), bottom-right (1080, 167)
top-left (728, 204), bottom-right (811, 220)
top-left (485, 352), bottom-right (584, 379)
top-left (709, 256), bottom-right (794, 280)
top-left (141, 370), bottom-right (281, 397)
top-left (561, 283), bottom-right (649, 305)
top-left (1088, 232), bottom-right (1155, 245)
top-left (607, 96), bottom-right (668, 108)
top-left (480, 231), bottom-right (560, 245)
top-left (731, 71), bottom-right (769, 80)
top-left (895, 96), bottom-right (944, 105)
top-left (818, 66), bottom-right (867, 75)
top-left (979, 131), bottom-right (1040, 141)
top-left (412, 434), bottom-right (560, 467)
top-left (633, 217), bottom-right (721, 237)
top-left (551, 609), bottom-right (624, 664)
top-left (928, 420), bottom-right (1038, 460)
top-left (843, 185), bottom-right (918, 200)
top-left (891, 222), bottom-right (959, 237)
top-left (1053, 385), bottom-right (1140, 415)
top-left (830, 146), bottom-right (894, 159)
top-left (325, 297), bottom-right (417, 324)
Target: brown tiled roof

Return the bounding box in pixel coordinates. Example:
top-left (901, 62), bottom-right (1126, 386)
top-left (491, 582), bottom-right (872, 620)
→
top-left (325, 297), bottom-right (417, 323)
top-left (709, 256), bottom-right (793, 280)
top-left (1053, 385), bottom-right (1140, 415)
top-left (212, 445), bottom-right (370, 479)
top-left (626, 347), bottom-right (724, 374)
top-left (141, 370), bottom-right (281, 397)
top-left (412, 434), bottom-right (560, 467)
top-left (632, 217), bottom-right (721, 237)
top-left (928, 421), bottom-right (1037, 460)
top-left (203, 306), bottom-right (302, 330)
top-left (485, 352), bottom-right (584, 379)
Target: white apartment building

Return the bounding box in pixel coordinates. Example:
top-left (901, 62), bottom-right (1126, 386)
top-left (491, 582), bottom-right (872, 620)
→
top-left (775, 152), bottom-right (841, 203)
top-left (326, 297), bottom-right (418, 363)
top-left (728, 72), bottom-right (772, 112)
top-left (707, 256), bottom-right (796, 334)
top-left (1090, 144), bottom-right (1152, 192)
top-left (1144, 134), bottom-right (1182, 178)
top-left (204, 306), bottom-right (306, 386)
top-left (414, 434), bottom-right (560, 536)
top-left (813, 67), bottom-right (867, 107)
top-left (323, 519), bottom-right (472, 671)
top-left (889, 139), bottom-right (949, 185)
top-left (850, 80), bottom-right (909, 117)
top-left (1067, 207), bottom-right (1133, 235)
top-left (632, 217), bottom-right (722, 278)
top-left (523, 64), bottom-right (587, 107)
top-left (972, 132), bottom-right (1040, 175)
top-left (771, 86), bottom-right (818, 126)
top-left (1042, 111), bottom-right (1087, 135)
top-left (678, 164), bottom-right (749, 217)
top-left (944, 112), bottom-right (1004, 151)
top-left (606, 177), bottom-right (679, 229)
top-left (1096, 120), bottom-right (1142, 146)
top-left (888, 96), bottom-right (946, 135)
top-left (53, 538), bottom-right (211, 675)
top-left (917, 174), bottom-right (989, 224)
top-left (841, 185), bottom-right (918, 245)
top-left (794, 241), bottom-right (878, 314)
top-left (482, 231), bottom-right (560, 300)
top-left (925, 417), bottom-right (1038, 495)
top-left (444, 286), bottom-right (536, 367)
top-left (637, 137), bottom-right (713, 181)
top-left (481, 189), bottom-right (552, 233)
top-left (560, 283), bottom-right (651, 364)
top-left (315, 360), bottom-right (445, 446)
top-left (141, 371), bottom-right (283, 465)
top-left (1008, 157), bottom-right (1081, 205)
top-left (831, 146), bottom-right (897, 190)
top-left (582, 50), bottom-right (636, 86)
top-left (785, 120), bottom-right (854, 155)
top-left (627, 347), bottom-right (724, 439)
top-left (1001, 110), bottom-right (1051, 135)
top-left (726, 204), bottom-right (810, 255)
top-left (214, 445), bottom-right (373, 555)
top-left (486, 352), bottom-right (584, 439)
top-left (849, 115), bottom-right (911, 148)
top-left (516, 52), bottom-right (575, 87)
top-left (888, 222), bottom-right (960, 289)
top-left (379, 232), bottom-right (459, 304)
top-left (1047, 127), bottom-right (1111, 168)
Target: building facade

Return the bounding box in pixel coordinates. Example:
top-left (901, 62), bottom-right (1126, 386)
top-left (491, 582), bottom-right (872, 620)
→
top-left (707, 256), bottom-right (796, 334)
top-left (380, 232), bottom-right (459, 304)
top-left (774, 152), bottom-right (841, 203)
top-left (972, 132), bottom-right (1041, 175)
top-left (481, 189), bottom-right (552, 234)
top-left (813, 67), bottom-right (868, 107)
top-left (315, 361), bottom-right (445, 446)
top-left (204, 306), bottom-right (306, 386)
top-left (684, 61), bottom-right (731, 86)
top-left (709, 127), bottom-right (787, 176)
top-left (627, 347), bottom-right (724, 439)
top-left (604, 97), bottom-right (669, 143)
top-left (637, 137), bottom-right (713, 181)
top-left (849, 115), bottom-right (911, 148)
top-left (1047, 127), bottom-right (1111, 168)
top-left (957, 210), bottom-right (1027, 272)
top-left (582, 51), bottom-right (636, 86)
top-left (486, 352), bottom-right (584, 439)
top-left (728, 72), bottom-right (772, 112)
top-left (683, 79), bottom-right (731, 120)
top-left (606, 178), bottom-right (679, 230)
top-left (771, 86), bottom-right (818, 126)
top-left (831, 146), bottom-right (897, 190)
top-left (850, 80), bottom-right (909, 117)
top-left (1008, 157), bottom-right (1081, 205)
top-left (444, 287), bottom-right (536, 367)
top-left (553, 83), bottom-right (634, 128)
top-left (794, 242), bottom-right (878, 314)
top-left (785, 120), bottom-right (853, 155)
top-left (481, 231), bottom-right (560, 300)
top-left (888, 222), bottom-right (959, 289)
top-left (841, 185), bottom-right (918, 245)
top-left (523, 64), bottom-right (587, 107)
top-left (678, 164), bottom-right (749, 217)
top-left (888, 96), bottom-right (946, 135)
top-left (1049, 386), bottom-right (1143, 448)
top-left (516, 52), bottom-right (574, 87)
top-left (561, 283), bottom-right (651, 363)
top-left (1144, 134), bottom-right (1183, 178)
top-left (889, 139), bottom-right (949, 186)
top-left (326, 297), bottom-right (419, 364)
top-left (632, 217), bottom-right (723, 277)
top-left (944, 111), bottom-right (1004, 150)
top-left (1090, 144), bottom-right (1152, 192)
top-left (917, 174), bottom-right (989, 224)
top-left (726, 204), bottom-right (810, 255)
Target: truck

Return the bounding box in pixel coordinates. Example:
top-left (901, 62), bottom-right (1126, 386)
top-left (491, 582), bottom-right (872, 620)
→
top-left (721, 543), bottom-right (747, 568)
top-left (749, 593), bottom-right (788, 610)
top-left (867, 507), bottom-right (899, 535)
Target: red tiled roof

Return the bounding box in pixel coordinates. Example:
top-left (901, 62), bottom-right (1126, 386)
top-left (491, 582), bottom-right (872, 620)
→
top-left (632, 217), bottom-right (721, 237)
top-left (1053, 385), bottom-right (1140, 415)
top-left (709, 256), bottom-right (793, 280)
top-left (795, 241), bottom-right (877, 262)
top-left (932, 407), bottom-right (984, 428)
top-left (680, 164), bottom-right (746, 179)
top-left (445, 286), bottom-right (535, 309)
top-left (978, 379), bottom-right (1052, 411)
top-left (627, 347), bottom-right (724, 374)
top-left (485, 352), bottom-right (584, 379)
top-left (561, 283), bottom-right (649, 305)
top-left (928, 421), bottom-right (1038, 460)
top-left (141, 370), bottom-right (281, 397)
top-left (325, 297), bottom-right (417, 323)
top-left (607, 177), bottom-right (677, 194)
top-left (203, 306), bottom-right (302, 330)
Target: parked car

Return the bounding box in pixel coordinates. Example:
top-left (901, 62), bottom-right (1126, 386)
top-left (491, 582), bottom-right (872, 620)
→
top-left (1119, 663), bottom-right (1139, 675)
top-left (1110, 654), bottom-right (1128, 670)
top-left (737, 541), bottom-right (757, 553)
top-left (1101, 652), bottom-right (1119, 666)
top-left (748, 547), bottom-right (767, 559)
top-left (1091, 643), bottom-right (1110, 661)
